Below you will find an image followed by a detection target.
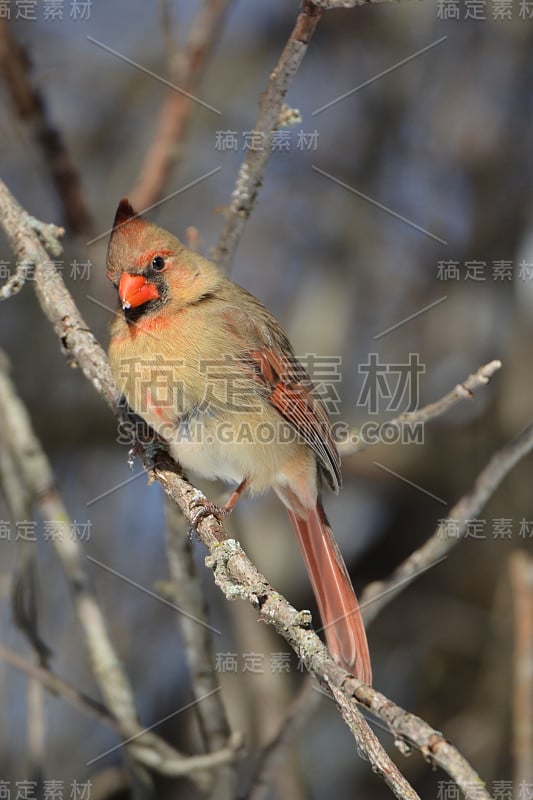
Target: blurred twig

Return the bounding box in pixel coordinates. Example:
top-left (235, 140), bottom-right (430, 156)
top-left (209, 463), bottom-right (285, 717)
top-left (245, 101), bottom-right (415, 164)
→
top-left (0, 643), bottom-right (116, 729)
top-left (361, 419), bottom-right (533, 624)
top-left (509, 551), bottom-right (533, 787)
top-left (212, 1), bottom-right (322, 271)
top-left (0, 20), bottom-right (93, 234)
top-left (0, 642), bottom-right (243, 779)
top-left (130, 0), bottom-right (234, 210)
top-left (0, 351), bottom-right (245, 790)
top-left (0, 425), bottom-right (46, 791)
top-left (163, 498), bottom-right (236, 799)
top-left (339, 359), bottom-right (502, 456)
top-left (244, 676), bottom-right (320, 800)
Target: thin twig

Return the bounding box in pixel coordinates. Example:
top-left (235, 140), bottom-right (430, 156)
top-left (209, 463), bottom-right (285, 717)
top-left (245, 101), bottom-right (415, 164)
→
top-left (163, 498), bottom-right (236, 799)
top-left (0, 643), bottom-right (117, 729)
top-left (0, 425), bottom-right (46, 789)
top-left (339, 360), bottom-right (502, 456)
top-left (0, 356), bottom-right (220, 792)
top-left (244, 676), bottom-right (321, 800)
top-left (0, 643), bottom-right (244, 778)
top-left (212, 1), bottom-right (323, 271)
top-left (129, 0), bottom-right (234, 210)
top-left (0, 20), bottom-right (93, 234)
top-left (509, 551), bottom-right (533, 786)
top-left (329, 683), bottom-right (421, 800)
top-left (360, 420), bottom-right (533, 624)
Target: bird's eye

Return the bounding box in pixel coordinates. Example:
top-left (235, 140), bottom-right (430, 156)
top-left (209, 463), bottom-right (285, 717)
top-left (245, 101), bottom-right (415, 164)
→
top-left (151, 256), bottom-right (166, 271)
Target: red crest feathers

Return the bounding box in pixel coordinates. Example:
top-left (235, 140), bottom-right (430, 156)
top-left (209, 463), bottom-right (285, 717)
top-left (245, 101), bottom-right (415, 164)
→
top-left (113, 198), bottom-right (138, 230)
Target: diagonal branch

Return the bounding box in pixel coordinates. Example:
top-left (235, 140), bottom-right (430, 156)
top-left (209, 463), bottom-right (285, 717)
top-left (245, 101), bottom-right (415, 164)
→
top-left (0, 180), bottom-right (502, 799)
top-left (129, 0), bottom-right (234, 210)
top-left (339, 360), bottom-right (502, 456)
top-left (360, 419), bottom-right (533, 624)
top-left (151, 458), bottom-right (494, 800)
top-left (0, 643), bottom-right (244, 779)
top-left (163, 498), bottom-right (237, 799)
top-left (0, 354), bottom-right (228, 791)
top-left (0, 20), bottom-right (93, 234)
top-left (212, 1), bottom-right (323, 271)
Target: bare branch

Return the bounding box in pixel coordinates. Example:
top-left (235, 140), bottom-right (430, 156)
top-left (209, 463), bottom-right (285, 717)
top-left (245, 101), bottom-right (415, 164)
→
top-left (329, 683), bottom-right (421, 800)
top-left (163, 498), bottom-right (237, 798)
top-left (339, 360), bottom-right (502, 456)
top-left (509, 550), bottom-right (533, 786)
top-left (0, 179), bottom-right (118, 407)
top-left (212, 1), bottom-right (323, 271)
top-left (0, 182), bottom-right (498, 799)
top-left (0, 643), bottom-right (244, 779)
top-left (244, 676), bottom-right (320, 800)
top-left (0, 643), bottom-right (117, 729)
top-left (361, 419), bottom-right (533, 624)
top-left (129, 0), bottom-right (233, 210)
top-left (0, 20), bottom-right (93, 234)
top-left (150, 457), bottom-right (493, 799)
top-left (248, 673), bottom-right (421, 800)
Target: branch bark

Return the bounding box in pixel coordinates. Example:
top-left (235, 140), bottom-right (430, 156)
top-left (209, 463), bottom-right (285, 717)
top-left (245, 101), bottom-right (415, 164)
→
top-left (339, 360), bottom-right (502, 457)
top-left (0, 180), bottom-right (505, 799)
top-left (212, 1), bottom-right (323, 271)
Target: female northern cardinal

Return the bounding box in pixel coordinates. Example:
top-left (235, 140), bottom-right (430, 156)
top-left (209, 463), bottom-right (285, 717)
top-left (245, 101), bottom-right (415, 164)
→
top-left (107, 199), bottom-right (372, 684)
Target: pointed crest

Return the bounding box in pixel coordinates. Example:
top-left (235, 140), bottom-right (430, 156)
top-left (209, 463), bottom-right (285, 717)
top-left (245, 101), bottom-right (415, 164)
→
top-left (113, 198), bottom-right (138, 230)
top-left (107, 198), bottom-right (150, 281)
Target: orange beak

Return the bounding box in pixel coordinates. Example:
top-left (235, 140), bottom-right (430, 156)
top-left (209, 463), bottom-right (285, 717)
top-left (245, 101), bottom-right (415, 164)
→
top-left (119, 273), bottom-right (159, 310)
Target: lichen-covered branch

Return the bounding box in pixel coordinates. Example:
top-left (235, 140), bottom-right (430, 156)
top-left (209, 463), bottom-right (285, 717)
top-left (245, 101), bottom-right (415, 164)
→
top-left (0, 181), bottom-right (501, 799)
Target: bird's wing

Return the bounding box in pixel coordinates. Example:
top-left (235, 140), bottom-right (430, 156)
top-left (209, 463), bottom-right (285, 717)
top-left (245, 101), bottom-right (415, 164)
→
top-left (220, 300), bottom-right (341, 492)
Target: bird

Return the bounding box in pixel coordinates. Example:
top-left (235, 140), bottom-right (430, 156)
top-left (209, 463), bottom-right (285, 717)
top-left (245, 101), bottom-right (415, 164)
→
top-left (106, 198), bottom-right (372, 684)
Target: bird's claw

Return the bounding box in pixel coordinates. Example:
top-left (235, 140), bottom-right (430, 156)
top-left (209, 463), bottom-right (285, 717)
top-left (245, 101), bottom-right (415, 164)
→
top-left (189, 499), bottom-right (231, 535)
top-left (128, 437), bottom-right (165, 471)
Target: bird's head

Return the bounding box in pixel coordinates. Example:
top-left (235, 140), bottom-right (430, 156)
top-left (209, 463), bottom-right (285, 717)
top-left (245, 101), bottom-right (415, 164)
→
top-left (107, 199), bottom-right (221, 323)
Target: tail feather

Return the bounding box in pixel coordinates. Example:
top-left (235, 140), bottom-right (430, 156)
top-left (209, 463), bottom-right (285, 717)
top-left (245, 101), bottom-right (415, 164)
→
top-left (287, 500), bottom-right (372, 684)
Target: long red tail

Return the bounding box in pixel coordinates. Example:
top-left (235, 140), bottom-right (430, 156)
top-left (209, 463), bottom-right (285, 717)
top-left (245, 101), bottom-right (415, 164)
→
top-left (287, 500), bottom-right (372, 684)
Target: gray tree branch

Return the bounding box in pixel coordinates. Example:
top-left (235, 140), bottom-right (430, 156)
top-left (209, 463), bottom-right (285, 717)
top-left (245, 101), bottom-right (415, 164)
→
top-left (0, 179), bottom-right (503, 799)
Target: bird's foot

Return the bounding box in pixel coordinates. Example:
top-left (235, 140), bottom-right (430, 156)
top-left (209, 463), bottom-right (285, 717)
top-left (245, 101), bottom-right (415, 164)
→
top-left (188, 479), bottom-right (247, 536)
top-left (189, 498), bottom-right (232, 534)
top-left (127, 436), bottom-right (165, 471)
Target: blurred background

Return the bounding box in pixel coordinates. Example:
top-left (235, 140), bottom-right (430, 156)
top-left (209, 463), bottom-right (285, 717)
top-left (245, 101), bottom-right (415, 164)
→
top-left (0, 1), bottom-right (532, 798)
